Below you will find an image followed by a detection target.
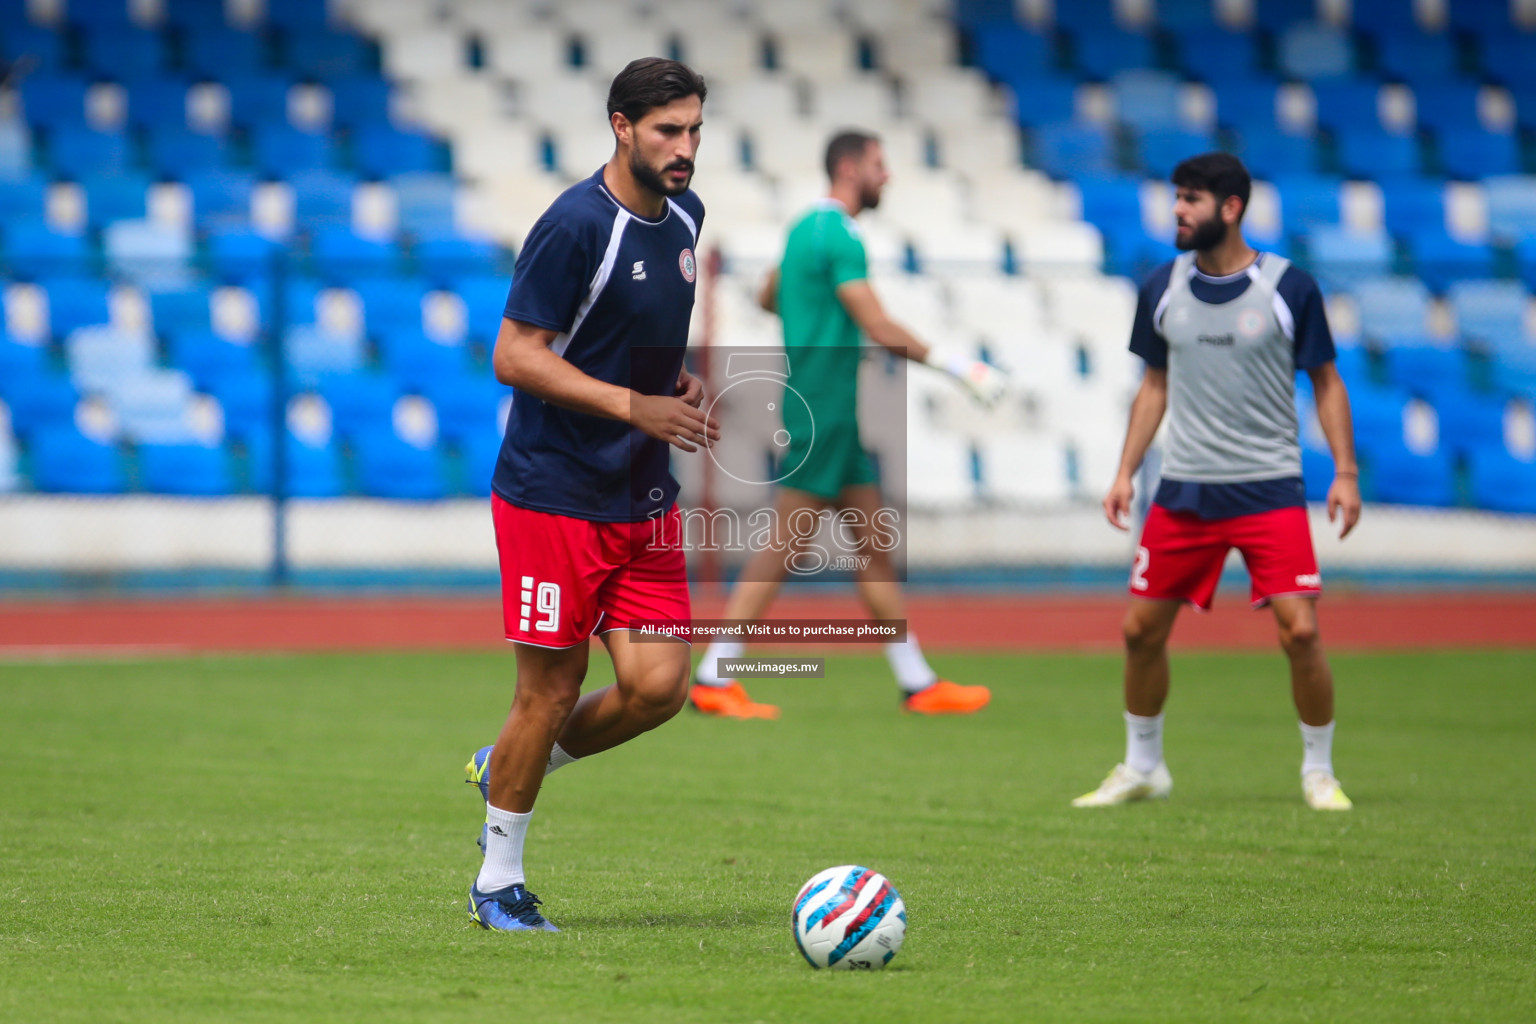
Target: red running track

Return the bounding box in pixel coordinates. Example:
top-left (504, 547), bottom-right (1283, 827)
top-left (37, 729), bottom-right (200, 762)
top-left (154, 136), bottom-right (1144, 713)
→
top-left (0, 591), bottom-right (1532, 656)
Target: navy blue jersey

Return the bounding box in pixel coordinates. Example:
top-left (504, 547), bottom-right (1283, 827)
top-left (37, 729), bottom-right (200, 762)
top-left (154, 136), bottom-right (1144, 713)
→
top-left (491, 169), bottom-right (704, 522)
top-left (1129, 253), bottom-right (1335, 518)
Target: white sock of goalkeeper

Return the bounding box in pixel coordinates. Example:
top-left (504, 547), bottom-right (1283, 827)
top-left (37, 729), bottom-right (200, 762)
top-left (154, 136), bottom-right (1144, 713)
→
top-left (696, 640), bottom-right (744, 686)
top-left (886, 635), bottom-right (938, 694)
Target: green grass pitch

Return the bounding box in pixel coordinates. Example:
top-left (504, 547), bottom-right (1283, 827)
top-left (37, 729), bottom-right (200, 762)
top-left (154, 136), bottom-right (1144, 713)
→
top-left (2, 647), bottom-right (1533, 1023)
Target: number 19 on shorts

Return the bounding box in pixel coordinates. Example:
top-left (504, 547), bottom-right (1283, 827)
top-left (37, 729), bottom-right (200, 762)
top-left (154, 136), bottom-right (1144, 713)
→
top-left (519, 576), bottom-right (561, 633)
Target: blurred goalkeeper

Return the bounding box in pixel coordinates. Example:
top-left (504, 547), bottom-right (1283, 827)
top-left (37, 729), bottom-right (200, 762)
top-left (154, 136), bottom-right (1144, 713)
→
top-left (691, 130), bottom-right (1005, 718)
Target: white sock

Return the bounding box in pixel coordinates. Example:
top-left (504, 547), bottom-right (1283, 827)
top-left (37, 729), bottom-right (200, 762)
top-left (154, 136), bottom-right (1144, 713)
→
top-left (1300, 720), bottom-right (1335, 777)
top-left (886, 635), bottom-right (938, 694)
top-left (545, 742), bottom-right (577, 775)
top-left (476, 805), bottom-right (532, 892)
top-left (695, 640), bottom-right (744, 686)
top-left (1124, 711), bottom-right (1164, 774)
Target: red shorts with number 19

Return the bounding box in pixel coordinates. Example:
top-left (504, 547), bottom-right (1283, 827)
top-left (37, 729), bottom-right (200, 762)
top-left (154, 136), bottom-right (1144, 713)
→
top-left (492, 495), bottom-right (692, 648)
top-left (1130, 504), bottom-right (1321, 611)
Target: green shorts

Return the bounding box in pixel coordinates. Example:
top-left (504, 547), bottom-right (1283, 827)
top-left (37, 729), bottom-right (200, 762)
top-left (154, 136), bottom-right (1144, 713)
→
top-left (778, 413), bottom-right (876, 501)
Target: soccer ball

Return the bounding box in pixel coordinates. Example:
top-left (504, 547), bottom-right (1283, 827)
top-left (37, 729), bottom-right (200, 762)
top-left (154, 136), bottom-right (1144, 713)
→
top-left (791, 865), bottom-right (906, 970)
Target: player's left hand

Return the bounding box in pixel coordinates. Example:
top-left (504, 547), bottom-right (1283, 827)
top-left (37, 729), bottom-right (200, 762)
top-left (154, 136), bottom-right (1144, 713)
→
top-left (1327, 475), bottom-right (1361, 539)
top-left (675, 368), bottom-right (705, 408)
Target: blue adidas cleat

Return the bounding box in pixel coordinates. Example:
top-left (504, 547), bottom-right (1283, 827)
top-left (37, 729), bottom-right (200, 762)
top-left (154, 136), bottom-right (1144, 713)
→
top-left (468, 882), bottom-right (559, 932)
top-left (465, 745), bottom-right (493, 853)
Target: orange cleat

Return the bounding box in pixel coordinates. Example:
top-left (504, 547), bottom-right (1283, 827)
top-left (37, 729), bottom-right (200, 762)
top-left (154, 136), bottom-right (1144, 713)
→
top-left (689, 681), bottom-right (781, 719)
top-left (902, 679), bottom-right (991, 715)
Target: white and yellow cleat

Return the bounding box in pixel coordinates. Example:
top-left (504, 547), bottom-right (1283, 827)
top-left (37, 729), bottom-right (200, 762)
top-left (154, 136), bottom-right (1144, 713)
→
top-left (1303, 770), bottom-right (1353, 810)
top-left (1071, 762), bottom-right (1173, 807)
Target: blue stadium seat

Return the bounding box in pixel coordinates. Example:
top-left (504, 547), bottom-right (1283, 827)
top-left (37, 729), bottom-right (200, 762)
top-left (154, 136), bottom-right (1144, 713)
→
top-left (319, 374), bottom-right (398, 438)
top-left (1514, 238), bottom-right (1536, 294)
top-left (1311, 79), bottom-right (1382, 133)
top-left (1171, 29), bottom-right (1259, 82)
top-left (459, 427), bottom-right (501, 497)
top-left (1437, 128), bottom-right (1519, 180)
top-left (1337, 129), bottom-right (1420, 178)
top-left (208, 228), bottom-right (279, 281)
top-left (1234, 128), bottom-right (1318, 178)
top-left (454, 275), bottom-right (512, 343)
top-left (1, 26), bottom-right (65, 72)
top-left (139, 442), bottom-right (233, 495)
top-left (1412, 81), bottom-right (1481, 134)
top-left (422, 374), bottom-right (508, 445)
top-left (65, 0), bottom-right (134, 25)
top-left (1374, 31), bottom-right (1457, 84)
top-left (284, 29), bottom-right (370, 77)
top-left (353, 430), bottom-right (446, 500)
top-left (1468, 447), bottom-right (1536, 513)
top-left (1109, 232), bottom-right (1179, 280)
top-left (972, 24), bottom-right (1053, 81)
top-left (204, 370), bottom-right (272, 441)
top-left (1051, 0), bottom-right (1117, 33)
top-left (414, 236), bottom-right (499, 282)
top-left (1, 222), bottom-right (91, 277)
top-left (164, 0), bottom-right (230, 28)
top-left (127, 77), bottom-right (193, 131)
top-left (1113, 70), bottom-right (1183, 129)
top-left (1075, 176), bottom-right (1142, 235)
top-left (48, 127), bottom-right (130, 178)
top-left (82, 174), bottom-right (151, 227)
top-left (1031, 122), bottom-right (1114, 177)
top-left (1214, 78), bottom-right (1281, 130)
top-left (147, 127), bottom-right (231, 176)
top-left (1381, 343), bottom-right (1469, 399)
top-left (29, 427), bottom-right (125, 493)
top-left (1451, 3), bottom-right (1514, 34)
top-left (1274, 174), bottom-right (1342, 230)
top-left (1306, 226), bottom-right (1393, 288)
top-left (1479, 36), bottom-right (1536, 89)
top-left (225, 75), bottom-right (293, 130)
top-left (1350, 384), bottom-right (1408, 445)
top-left (1300, 446), bottom-right (1334, 501)
top-left (1448, 280), bottom-right (1528, 347)
top-left (378, 328), bottom-right (466, 391)
top-left (353, 276), bottom-right (427, 333)
top-left (1332, 344), bottom-right (1373, 388)
top-left (1365, 444), bottom-right (1456, 506)
top-left (266, 0), bottom-right (330, 27)
top-left (1483, 176), bottom-right (1536, 242)
top-left (112, 369), bottom-right (199, 443)
top-left (184, 28), bottom-right (266, 79)
top-left (1380, 176), bottom-right (1443, 237)
top-left (1278, 22), bottom-right (1354, 80)
top-left (286, 325), bottom-right (364, 381)
top-left (1000, 75), bottom-right (1078, 126)
top-left (289, 170), bottom-right (355, 228)
top-left (1408, 230), bottom-right (1494, 291)
top-left (1435, 392), bottom-right (1508, 455)
top-left (254, 125), bottom-right (333, 175)
top-left (18, 74), bottom-right (88, 127)
top-left (248, 434), bottom-right (345, 497)
top-left (169, 332), bottom-right (257, 387)
top-left (0, 175), bottom-right (49, 222)
top-left (1353, 276), bottom-right (1431, 340)
top-left (1351, 0), bottom-right (1425, 32)
top-left (353, 124), bottom-right (441, 177)
top-left (1254, 0), bottom-right (1319, 32)
top-left (328, 77), bottom-right (394, 129)
top-left (1072, 30), bottom-right (1154, 80)
top-left (81, 26), bottom-right (166, 79)
top-left (310, 228), bottom-right (399, 282)
top-left (2, 371), bottom-right (79, 437)
top-left (0, 338), bottom-right (45, 379)
top-left (185, 171), bottom-right (256, 225)
top-left (45, 278), bottom-right (112, 337)
top-left (1154, 0), bottom-right (1218, 30)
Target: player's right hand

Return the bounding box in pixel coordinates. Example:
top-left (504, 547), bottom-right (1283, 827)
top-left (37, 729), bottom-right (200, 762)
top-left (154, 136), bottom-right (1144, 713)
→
top-left (630, 393), bottom-right (720, 452)
top-left (1103, 475), bottom-right (1135, 531)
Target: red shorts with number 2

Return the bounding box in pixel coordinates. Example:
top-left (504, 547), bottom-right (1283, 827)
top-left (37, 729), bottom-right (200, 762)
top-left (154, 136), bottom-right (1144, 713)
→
top-left (1130, 504), bottom-right (1321, 611)
top-left (492, 494), bottom-right (692, 648)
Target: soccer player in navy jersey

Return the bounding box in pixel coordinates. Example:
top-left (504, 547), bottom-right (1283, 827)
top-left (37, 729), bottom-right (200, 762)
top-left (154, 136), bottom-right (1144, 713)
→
top-left (1072, 153), bottom-right (1363, 811)
top-left (462, 58), bottom-right (715, 931)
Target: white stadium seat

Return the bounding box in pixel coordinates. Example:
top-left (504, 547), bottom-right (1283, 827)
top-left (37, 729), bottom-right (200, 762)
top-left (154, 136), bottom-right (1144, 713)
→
top-left (712, 76), bottom-right (802, 124)
top-left (980, 436), bottom-right (1072, 505)
top-left (381, 28), bottom-right (467, 84)
top-left (773, 30), bottom-right (862, 79)
top-left (808, 76), bottom-right (898, 129)
top-left (484, 25), bottom-right (575, 84)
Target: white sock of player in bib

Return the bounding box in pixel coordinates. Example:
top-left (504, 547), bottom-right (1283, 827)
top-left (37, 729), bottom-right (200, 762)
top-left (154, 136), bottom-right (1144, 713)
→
top-left (696, 640), bottom-right (744, 686)
top-left (1125, 711), bottom-right (1165, 774)
top-left (546, 742), bottom-right (577, 775)
top-left (886, 635), bottom-right (938, 694)
top-left (1299, 720), bottom-right (1335, 777)
top-left (477, 805), bottom-right (532, 891)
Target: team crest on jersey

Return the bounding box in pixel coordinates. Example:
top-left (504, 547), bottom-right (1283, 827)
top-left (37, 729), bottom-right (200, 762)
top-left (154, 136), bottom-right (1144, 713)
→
top-left (679, 248), bottom-right (696, 282)
top-left (1238, 308), bottom-right (1266, 337)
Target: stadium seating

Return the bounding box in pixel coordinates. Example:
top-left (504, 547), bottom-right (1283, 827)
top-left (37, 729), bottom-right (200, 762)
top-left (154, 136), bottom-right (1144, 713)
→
top-left (0, 0), bottom-right (1526, 521)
